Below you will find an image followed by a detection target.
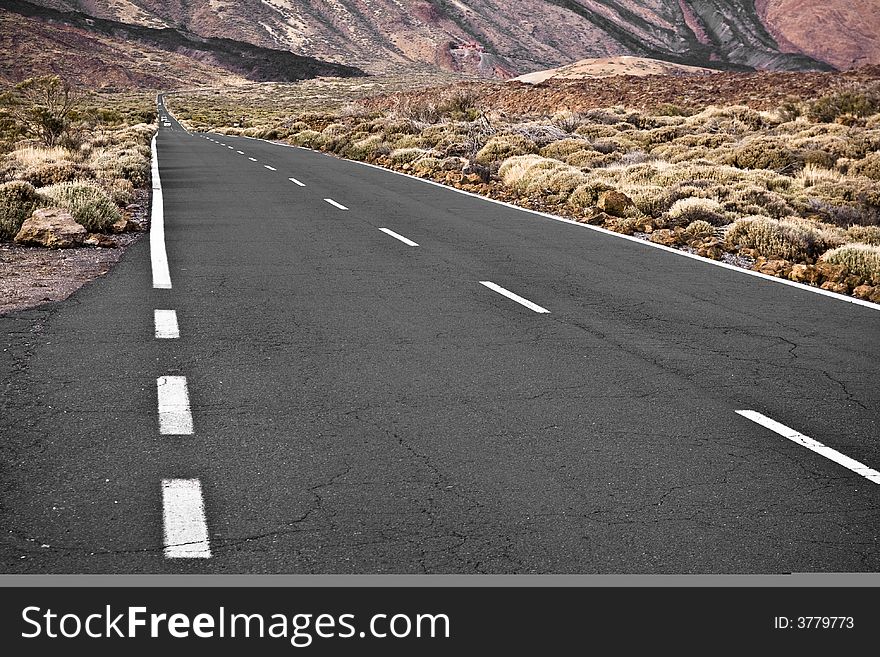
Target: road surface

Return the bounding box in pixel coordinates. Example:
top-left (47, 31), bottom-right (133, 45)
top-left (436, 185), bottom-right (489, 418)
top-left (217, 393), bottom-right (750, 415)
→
top-left (1, 97), bottom-right (878, 573)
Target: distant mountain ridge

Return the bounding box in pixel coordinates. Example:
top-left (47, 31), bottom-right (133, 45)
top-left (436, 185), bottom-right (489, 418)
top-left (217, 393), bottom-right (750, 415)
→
top-left (2, 0), bottom-right (364, 88)
top-left (27, 0), bottom-right (873, 77)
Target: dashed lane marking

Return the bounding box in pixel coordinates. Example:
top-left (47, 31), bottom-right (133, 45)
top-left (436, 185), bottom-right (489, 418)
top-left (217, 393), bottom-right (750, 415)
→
top-left (162, 479), bottom-right (212, 558)
top-left (324, 198), bottom-right (348, 210)
top-left (154, 309), bottom-right (180, 339)
top-left (379, 227), bottom-right (419, 247)
top-left (157, 375), bottom-right (194, 435)
top-left (479, 281), bottom-right (550, 314)
top-left (736, 410), bottom-right (880, 485)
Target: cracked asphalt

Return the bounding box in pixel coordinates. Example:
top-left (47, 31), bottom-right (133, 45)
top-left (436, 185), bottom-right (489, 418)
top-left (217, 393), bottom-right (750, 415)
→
top-left (1, 103), bottom-right (878, 574)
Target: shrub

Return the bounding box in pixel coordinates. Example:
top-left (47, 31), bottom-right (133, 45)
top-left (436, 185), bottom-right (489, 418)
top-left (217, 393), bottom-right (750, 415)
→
top-left (114, 153), bottom-right (149, 187)
top-left (568, 180), bottom-right (615, 209)
top-left (389, 148), bottom-right (429, 165)
top-left (846, 225), bottom-right (880, 246)
top-left (346, 134), bottom-right (388, 160)
top-left (850, 152), bottom-right (880, 180)
top-left (664, 197), bottom-right (726, 226)
top-left (0, 180), bottom-right (46, 239)
top-left (40, 180), bottom-right (121, 232)
top-left (727, 138), bottom-right (804, 173)
top-left (725, 215), bottom-right (845, 262)
top-left (104, 177), bottom-right (135, 206)
top-left (290, 130), bottom-right (323, 148)
top-left (412, 157), bottom-right (444, 174)
top-left (539, 138), bottom-right (591, 160)
top-left (21, 161), bottom-right (84, 186)
top-left (807, 88), bottom-right (880, 123)
top-left (474, 134), bottom-right (537, 164)
top-left (820, 244), bottom-right (880, 282)
top-left (684, 220), bottom-right (715, 242)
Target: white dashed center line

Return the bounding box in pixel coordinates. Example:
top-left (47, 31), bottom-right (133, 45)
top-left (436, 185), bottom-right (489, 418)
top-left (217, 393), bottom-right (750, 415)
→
top-left (162, 479), bottom-right (212, 558)
top-left (736, 410), bottom-right (880, 485)
top-left (379, 227), bottom-right (419, 247)
top-left (236, 150), bottom-right (244, 154)
top-left (156, 375), bottom-right (194, 435)
top-left (288, 177), bottom-right (305, 186)
top-left (264, 165), bottom-right (276, 171)
top-left (324, 198), bottom-right (348, 210)
top-left (479, 281), bottom-right (550, 314)
top-left (248, 157), bottom-right (257, 162)
top-left (154, 309), bottom-right (180, 339)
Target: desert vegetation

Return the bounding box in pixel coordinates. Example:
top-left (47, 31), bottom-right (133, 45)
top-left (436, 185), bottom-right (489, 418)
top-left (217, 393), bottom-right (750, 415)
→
top-left (169, 72), bottom-right (880, 302)
top-left (0, 76), bottom-right (155, 243)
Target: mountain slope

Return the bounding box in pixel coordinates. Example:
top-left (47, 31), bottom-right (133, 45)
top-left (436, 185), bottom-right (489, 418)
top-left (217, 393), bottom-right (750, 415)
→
top-left (29, 0), bottom-right (849, 75)
top-left (3, 0), bottom-right (364, 89)
top-left (756, 0), bottom-right (880, 70)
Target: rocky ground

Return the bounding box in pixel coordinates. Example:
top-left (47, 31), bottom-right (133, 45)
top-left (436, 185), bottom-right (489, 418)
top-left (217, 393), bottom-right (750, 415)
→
top-left (0, 193), bottom-right (147, 316)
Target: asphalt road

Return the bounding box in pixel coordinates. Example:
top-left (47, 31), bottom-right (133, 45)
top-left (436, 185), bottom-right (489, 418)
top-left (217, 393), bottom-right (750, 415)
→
top-left (1, 98), bottom-right (878, 574)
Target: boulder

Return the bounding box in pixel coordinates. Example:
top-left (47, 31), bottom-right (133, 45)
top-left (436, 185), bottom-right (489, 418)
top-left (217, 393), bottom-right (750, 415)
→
top-left (649, 228), bottom-right (680, 247)
top-left (111, 215), bottom-right (143, 233)
top-left (754, 258), bottom-right (792, 277)
top-left (13, 207), bottom-right (86, 249)
top-left (852, 284), bottom-right (880, 303)
top-left (578, 211), bottom-right (610, 226)
top-left (815, 261), bottom-right (847, 284)
top-left (788, 263), bottom-right (821, 285)
top-left (84, 233), bottom-right (118, 248)
top-left (820, 281), bottom-right (849, 295)
top-left (597, 190), bottom-right (633, 217)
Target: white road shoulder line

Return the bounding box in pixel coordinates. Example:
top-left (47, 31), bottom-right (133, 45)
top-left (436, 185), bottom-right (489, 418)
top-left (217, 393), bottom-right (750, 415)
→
top-left (149, 135), bottom-right (172, 289)
top-left (479, 281), bottom-right (550, 314)
top-left (162, 479), bottom-right (211, 558)
top-left (324, 198), bottom-right (348, 210)
top-left (379, 227), bottom-right (419, 247)
top-left (736, 410), bottom-right (880, 485)
top-left (154, 309), bottom-right (180, 339)
top-left (288, 177), bottom-right (305, 186)
top-left (157, 375), bottom-right (193, 435)
top-left (264, 165), bottom-right (277, 171)
top-left (248, 157), bottom-right (258, 162)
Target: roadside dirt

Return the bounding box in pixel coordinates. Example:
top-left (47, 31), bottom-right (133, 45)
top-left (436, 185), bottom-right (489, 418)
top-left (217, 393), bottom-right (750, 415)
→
top-left (0, 191), bottom-right (148, 316)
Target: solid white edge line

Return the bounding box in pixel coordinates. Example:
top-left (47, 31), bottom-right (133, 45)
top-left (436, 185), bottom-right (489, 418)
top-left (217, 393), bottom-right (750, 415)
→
top-left (736, 410), bottom-right (880, 485)
top-left (480, 281), bottom-right (550, 314)
top-left (162, 479), bottom-right (212, 558)
top-left (379, 227), bottom-right (419, 247)
top-left (258, 142), bottom-right (880, 313)
top-left (154, 309), bottom-right (180, 339)
top-left (156, 375), bottom-right (193, 435)
top-left (324, 198), bottom-right (348, 210)
top-left (264, 165), bottom-right (277, 171)
top-left (288, 177), bottom-right (305, 186)
top-left (149, 134), bottom-right (172, 289)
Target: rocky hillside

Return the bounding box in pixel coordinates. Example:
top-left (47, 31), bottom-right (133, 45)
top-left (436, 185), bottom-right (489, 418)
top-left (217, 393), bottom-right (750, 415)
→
top-left (2, 0), bottom-right (364, 89)
top-left (756, 0), bottom-right (880, 71)
top-left (30, 0), bottom-right (866, 76)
